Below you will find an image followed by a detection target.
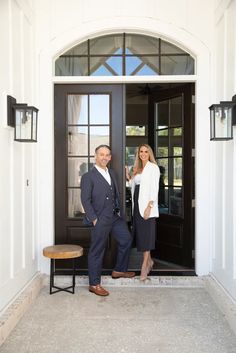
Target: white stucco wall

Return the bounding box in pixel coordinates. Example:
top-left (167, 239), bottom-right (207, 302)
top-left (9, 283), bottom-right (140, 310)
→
top-left (0, 0), bottom-right (38, 312)
top-left (210, 0), bottom-right (236, 299)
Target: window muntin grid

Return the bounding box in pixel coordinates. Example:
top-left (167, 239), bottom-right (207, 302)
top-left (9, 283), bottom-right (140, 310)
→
top-left (55, 33), bottom-right (194, 76)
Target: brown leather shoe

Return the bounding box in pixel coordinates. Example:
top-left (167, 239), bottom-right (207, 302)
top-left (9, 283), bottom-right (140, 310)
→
top-left (89, 284), bottom-right (109, 296)
top-left (111, 271), bottom-right (136, 279)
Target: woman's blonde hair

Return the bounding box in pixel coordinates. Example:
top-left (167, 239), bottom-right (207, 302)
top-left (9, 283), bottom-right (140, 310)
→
top-left (133, 144), bottom-right (157, 175)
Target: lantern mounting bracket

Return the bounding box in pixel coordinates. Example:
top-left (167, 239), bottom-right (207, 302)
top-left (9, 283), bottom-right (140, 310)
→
top-left (7, 96), bottom-right (28, 127)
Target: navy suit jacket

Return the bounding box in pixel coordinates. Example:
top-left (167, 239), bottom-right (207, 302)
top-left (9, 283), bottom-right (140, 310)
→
top-left (81, 167), bottom-right (121, 225)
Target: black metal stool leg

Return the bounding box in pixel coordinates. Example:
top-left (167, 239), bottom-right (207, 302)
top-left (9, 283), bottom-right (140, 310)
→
top-left (49, 257), bottom-right (77, 295)
top-left (50, 259), bottom-right (54, 295)
top-left (72, 258), bottom-right (76, 294)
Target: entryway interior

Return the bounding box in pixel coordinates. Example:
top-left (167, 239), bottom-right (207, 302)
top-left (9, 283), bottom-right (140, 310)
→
top-left (125, 83), bottom-right (195, 274)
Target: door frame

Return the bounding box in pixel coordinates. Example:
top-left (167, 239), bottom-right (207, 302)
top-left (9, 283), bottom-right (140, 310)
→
top-left (54, 82), bottom-right (195, 273)
top-left (39, 23), bottom-right (212, 276)
top-left (40, 72), bottom-right (214, 276)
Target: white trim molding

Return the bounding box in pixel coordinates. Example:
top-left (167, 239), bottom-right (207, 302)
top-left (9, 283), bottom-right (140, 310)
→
top-left (38, 17), bottom-right (211, 276)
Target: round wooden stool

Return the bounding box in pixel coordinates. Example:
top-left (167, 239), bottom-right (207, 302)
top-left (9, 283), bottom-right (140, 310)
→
top-left (43, 244), bottom-right (83, 294)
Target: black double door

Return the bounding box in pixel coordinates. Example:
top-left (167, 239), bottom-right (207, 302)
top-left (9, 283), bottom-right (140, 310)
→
top-left (54, 83), bottom-right (194, 273)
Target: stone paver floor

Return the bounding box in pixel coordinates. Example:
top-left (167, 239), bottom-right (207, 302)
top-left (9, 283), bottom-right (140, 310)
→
top-left (0, 286), bottom-right (236, 353)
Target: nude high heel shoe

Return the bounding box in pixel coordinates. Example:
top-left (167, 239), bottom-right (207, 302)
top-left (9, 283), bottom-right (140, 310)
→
top-left (140, 264), bottom-right (148, 281)
top-left (147, 258), bottom-right (154, 275)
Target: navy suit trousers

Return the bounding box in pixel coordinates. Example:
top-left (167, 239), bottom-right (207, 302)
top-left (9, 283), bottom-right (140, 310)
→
top-left (88, 214), bottom-right (133, 285)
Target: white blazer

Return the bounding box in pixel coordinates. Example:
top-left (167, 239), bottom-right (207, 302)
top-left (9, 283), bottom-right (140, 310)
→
top-left (131, 161), bottom-right (160, 219)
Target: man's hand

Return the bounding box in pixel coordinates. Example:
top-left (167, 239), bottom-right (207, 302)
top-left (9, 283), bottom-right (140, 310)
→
top-left (93, 219), bottom-right (98, 226)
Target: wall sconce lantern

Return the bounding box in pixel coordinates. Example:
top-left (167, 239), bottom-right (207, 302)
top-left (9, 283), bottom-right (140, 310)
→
top-left (7, 95), bottom-right (38, 142)
top-left (209, 95), bottom-right (236, 141)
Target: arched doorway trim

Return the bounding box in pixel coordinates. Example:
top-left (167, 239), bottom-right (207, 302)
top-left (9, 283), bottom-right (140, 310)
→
top-left (39, 17), bottom-right (211, 276)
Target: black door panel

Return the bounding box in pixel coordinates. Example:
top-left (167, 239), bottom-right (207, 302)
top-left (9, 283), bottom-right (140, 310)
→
top-left (149, 84), bottom-right (195, 268)
top-left (54, 84), bottom-right (124, 271)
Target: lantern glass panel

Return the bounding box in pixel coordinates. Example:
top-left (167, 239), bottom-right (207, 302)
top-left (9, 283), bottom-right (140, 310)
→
top-left (223, 106), bottom-right (233, 138)
top-left (15, 109), bottom-right (23, 140)
top-left (211, 105), bottom-right (233, 140)
top-left (15, 107), bottom-right (38, 141)
top-left (25, 110), bottom-right (32, 140)
top-left (15, 108), bottom-right (32, 140)
top-left (210, 109), bottom-right (215, 140)
top-left (32, 109), bottom-right (37, 141)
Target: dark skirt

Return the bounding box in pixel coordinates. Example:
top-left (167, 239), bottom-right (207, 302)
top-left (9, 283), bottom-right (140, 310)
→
top-left (133, 185), bottom-right (156, 252)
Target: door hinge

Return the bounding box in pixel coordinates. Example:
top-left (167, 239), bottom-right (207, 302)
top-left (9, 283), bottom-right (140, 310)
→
top-left (192, 199), bottom-right (195, 208)
top-left (192, 148), bottom-right (195, 157)
top-left (192, 95), bottom-right (195, 104)
top-left (192, 250), bottom-right (195, 259)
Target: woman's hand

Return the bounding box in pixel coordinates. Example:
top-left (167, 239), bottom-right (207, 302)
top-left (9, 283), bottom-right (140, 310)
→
top-left (143, 206), bottom-right (151, 220)
top-left (125, 166), bottom-right (131, 181)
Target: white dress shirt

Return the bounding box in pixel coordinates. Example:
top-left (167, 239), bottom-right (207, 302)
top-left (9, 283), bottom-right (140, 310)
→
top-left (134, 173), bottom-right (142, 185)
top-left (94, 165), bottom-right (111, 185)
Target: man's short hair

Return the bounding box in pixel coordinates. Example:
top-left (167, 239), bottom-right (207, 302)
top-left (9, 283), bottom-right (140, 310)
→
top-left (95, 145), bottom-right (111, 153)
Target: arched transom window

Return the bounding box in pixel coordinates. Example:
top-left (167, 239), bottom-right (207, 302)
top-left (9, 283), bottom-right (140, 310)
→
top-left (55, 33), bottom-right (194, 76)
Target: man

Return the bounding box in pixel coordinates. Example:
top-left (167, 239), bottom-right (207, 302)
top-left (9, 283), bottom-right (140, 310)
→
top-left (81, 145), bottom-right (135, 296)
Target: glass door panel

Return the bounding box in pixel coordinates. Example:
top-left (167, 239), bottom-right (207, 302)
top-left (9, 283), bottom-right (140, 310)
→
top-left (68, 95), bottom-right (88, 124)
top-left (170, 96), bottom-right (182, 126)
top-left (68, 126), bottom-right (88, 155)
top-left (68, 157), bottom-right (88, 187)
top-left (89, 126), bottom-right (109, 153)
top-left (90, 95), bottom-right (110, 124)
top-left (155, 95), bottom-right (183, 217)
top-left (67, 94), bottom-right (110, 218)
top-left (169, 187), bottom-right (182, 216)
top-left (68, 189), bottom-right (83, 218)
top-left (155, 100), bottom-right (168, 127)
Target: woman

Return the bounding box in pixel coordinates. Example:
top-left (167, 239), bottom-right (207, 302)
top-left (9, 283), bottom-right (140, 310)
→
top-left (126, 144), bottom-right (160, 281)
